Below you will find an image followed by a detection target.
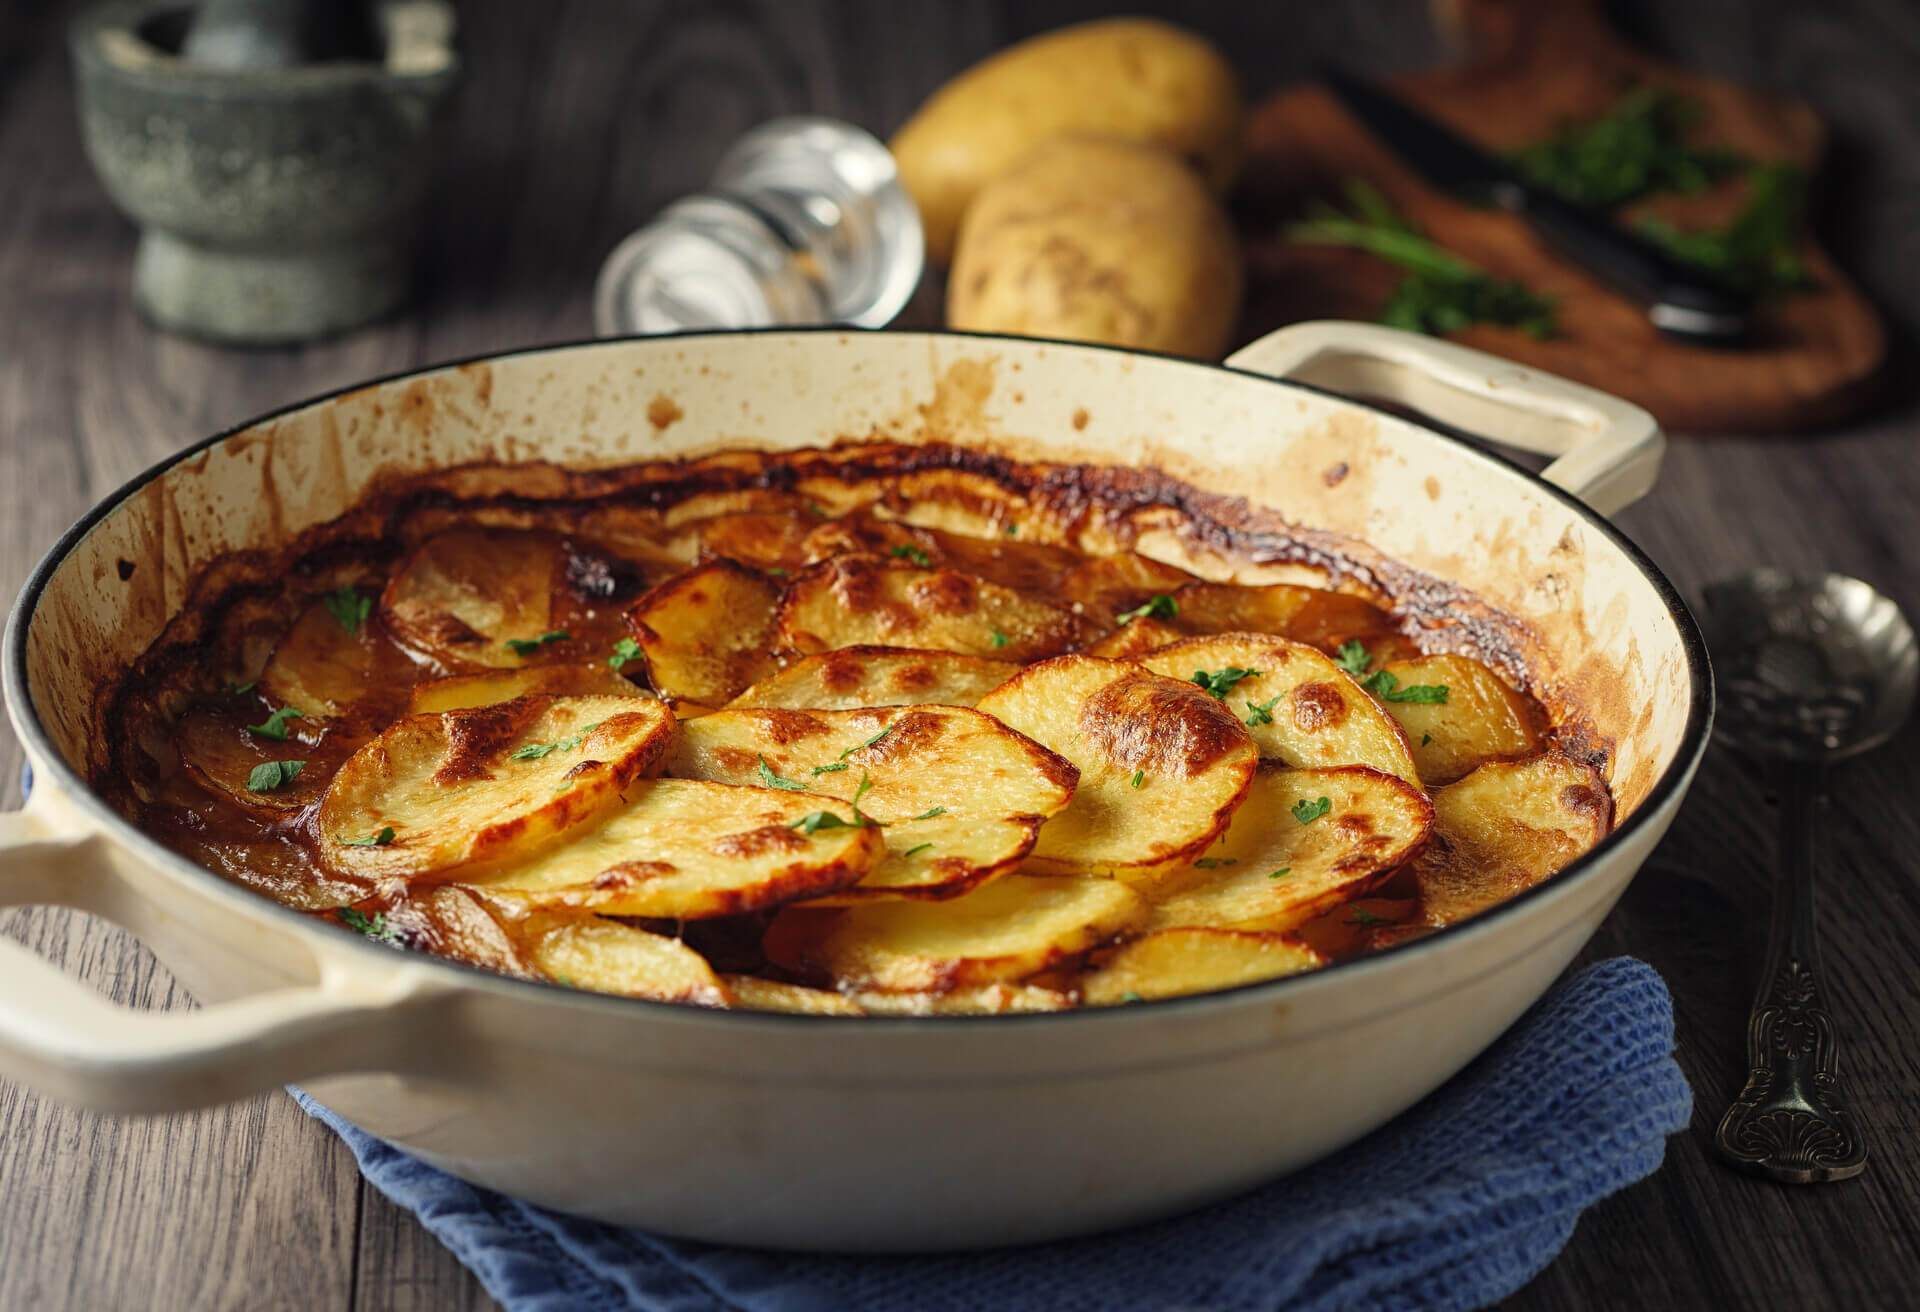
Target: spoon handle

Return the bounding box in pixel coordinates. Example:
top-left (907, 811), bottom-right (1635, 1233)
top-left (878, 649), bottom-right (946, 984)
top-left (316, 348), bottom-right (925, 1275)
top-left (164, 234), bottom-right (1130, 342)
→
top-left (1714, 762), bottom-right (1868, 1182)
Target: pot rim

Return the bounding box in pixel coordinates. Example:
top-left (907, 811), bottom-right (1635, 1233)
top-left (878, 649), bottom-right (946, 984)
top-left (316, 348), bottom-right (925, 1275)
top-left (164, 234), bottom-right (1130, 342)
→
top-left (1, 326), bottom-right (1714, 1031)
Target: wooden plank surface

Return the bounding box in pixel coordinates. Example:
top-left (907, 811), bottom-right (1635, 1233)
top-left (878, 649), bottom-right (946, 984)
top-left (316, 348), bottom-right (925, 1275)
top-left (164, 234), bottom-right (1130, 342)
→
top-left (1, 1), bottom-right (1916, 1308)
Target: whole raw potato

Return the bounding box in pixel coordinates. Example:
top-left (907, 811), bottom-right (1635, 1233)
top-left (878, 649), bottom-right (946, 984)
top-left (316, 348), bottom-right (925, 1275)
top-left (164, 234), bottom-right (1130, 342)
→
top-left (947, 138), bottom-right (1243, 360)
top-left (891, 17), bottom-right (1243, 265)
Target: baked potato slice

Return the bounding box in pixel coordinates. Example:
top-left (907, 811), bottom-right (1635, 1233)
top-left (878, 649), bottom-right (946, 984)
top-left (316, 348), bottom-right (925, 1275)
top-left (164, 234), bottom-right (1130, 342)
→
top-left (1083, 615), bottom-right (1184, 660)
top-left (666, 704), bottom-right (1076, 899)
top-left (1410, 753), bottom-right (1611, 927)
top-left (529, 916), bottom-right (728, 1006)
top-left (1365, 652), bottom-right (1545, 786)
top-left (1057, 552), bottom-right (1199, 621)
top-left (407, 663), bottom-right (645, 715)
top-left (1081, 929), bottom-right (1324, 1005)
top-left (317, 694), bottom-right (673, 880)
top-left (1169, 582), bottom-right (1396, 651)
top-left (383, 885), bottom-right (533, 977)
top-left (764, 874), bottom-right (1147, 991)
top-left (721, 975), bottom-right (866, 1016)
top-left (624, 559), bottom-right (780, 704)
top-left (1141, 634), bottom-right (1419, 783)
top-left (258, 596), bottom-right (383, 718)
top-left (726, 646), bottom-right (1019, 711)
top-left (459, 778), bottom-right (884, 919)
top-left (175, 698), bottom-right (360, 818)
top-left (1142, 765), bottom-right (1432, 933)
top-left (380, 528), bottom-right (568, 670)
top-left (973, 654), bottom-right (1256, 876)
top-left (848, 982), bottom-right (1076, 1015)
top-left (693, 511), bottom-right (815, 572)
top-left (776, 553), bottom-right (1082, 661)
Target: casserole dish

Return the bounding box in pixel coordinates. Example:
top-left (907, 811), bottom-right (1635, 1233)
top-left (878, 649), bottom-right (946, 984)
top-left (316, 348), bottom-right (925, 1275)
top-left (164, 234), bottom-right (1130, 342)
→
top-left (0, 322), bottom-right (1710, 1251)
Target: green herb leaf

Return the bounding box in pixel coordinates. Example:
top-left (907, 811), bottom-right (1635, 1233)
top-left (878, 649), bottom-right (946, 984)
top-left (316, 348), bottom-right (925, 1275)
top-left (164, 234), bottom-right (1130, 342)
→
top-left (846, 771), bottom-right (888, 827)
top-left (1334, 639), bottom-right (1372, 676)
top-left (322, 587), bottom-right (372, 636)
top-left (245, 759), bottom-right (306, 793)
top-left (339, 907), bottom-right (400, 943)
top-left (766, 567), bottom-right (788, 578)
top-left (791, 810), bottom-right (856, 836)
top-left (1361, 670), bottom-right (1450, 704)
top-left (1003, 523), bottom-right (1018, 537)
top-left (1346, 908), bottom-right (1391, 927)
top-left (510, 721), bottom-right (603, 761)
top-left (1194, 858), bottom-right (1238, 870)
top-left (1244, 694), bottom-right (1283, 727)
top-left (1121, 990), bottom-right (1146, 1004)
top-left (1116, 594), bottom-right (1178, 625)
top-left (1421, 732), bottom-right (1433, 746)
top-left (1268, 867), bottom-right (1293, 880)
top-left (902, 842), bottom-right (934, 859)
top-left (1635, 163), bottom-right (1814, 298)
top-left (1292, 796), bottom-right (1332, 826)
top-left (608, 636), bottom-right (642, 671)
top-left (840, 725), bottom-right (893, 759)
top-left (504, 629), bottom-right (570, 657)
top-left (1130, 769), bottom-right (1146, 789)
top-left (227, 679), bottom-right (257, 695)
top-left (908, 806), bottom-right (947, 821)
top-left (1191, 666), bottom-right (1259, 700)
top-left (247, 704), bottom-right (305, 741)
top-left (811, 762), bottom-right (850, 776)
top-left (990, 629), bottom-right (1010, 649)
top-left (756, 755), bottom-right (809, 791)
top-left (341, 827), bottom-right (396, 848)
top-left (1509, 86), bottom-right (1746, 209)
top-left (889, 544), bottom-right (933, 567)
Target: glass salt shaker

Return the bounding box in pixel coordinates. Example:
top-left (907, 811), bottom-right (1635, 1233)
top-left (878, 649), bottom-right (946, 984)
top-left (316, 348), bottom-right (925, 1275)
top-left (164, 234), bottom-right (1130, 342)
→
top-left (594, 116), bottom-right (923, 335)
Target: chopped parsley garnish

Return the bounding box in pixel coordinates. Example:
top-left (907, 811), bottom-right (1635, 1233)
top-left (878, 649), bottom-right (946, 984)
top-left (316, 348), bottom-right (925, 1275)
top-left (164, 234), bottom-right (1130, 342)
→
top-left (848, 771), bottom-right (885, 826)
top-left (245, 759), bottom-right (306, 793)
top-left (607, 636), bottom-right (642, 671)
top-left (1635, 163), bottom-right (1814, 298)
top-left (908, 806), bottom-right (947, 821)
top-left (902, 842), bottom-right (934, 859)
top-left (1191, 666), bottom-right (1258, 700)
top-left (247, 704), bottom-right (305, 741)
top-left (1421, 732), bottom-right (1433, 746)
top-left (1121, 990), bottom-right (1145, 1004)
top-left (1292, 796), bottom-right (1332, 826)
top-left (1269, 867), bottom-right (1293, 880)
top-left (1335, 639), bottom-right (1372, 676)
top-left (840, 725), bottom-right (894, 759)
top-left (342, 827), bottom-right (396, 848)
top-left (339, 907), bottom-right (400, 943)
top-left (511, 721), bottom-right (603, 761)
top-left (1346, 908), bottom-right (1391, 927)
top-left (792, 810), bottom-right (855, 835)
top-left (1510, 86), bottom-right (1746, 209)
top-left (990, 629), bottom-right (1010, 649)
top-left (505, 629), bottom-right (570, 657)
top-left (1194, 858), bottom-right (1238, 870)
top-left (1003, 523), bottom-right (1018, 538)
top-left (889, 544), bottom-right (933, 567)
top-left (1361, 670), bottom-right (1449, 704)
top-left (1130, 770), bottom-right (1146, 789)
top-left (322, 587), bottom-right (372, 636)
top-left (756, 755), bottom-right (809, 791)
top-left (1116, 594), bottom-right (1178, 625)
top-left (1244, 694), bottom-right (1283, 727)
top-left (227, 679), bottom-right (257, 695)
top-left (811, 762), bottom-right (850, 776)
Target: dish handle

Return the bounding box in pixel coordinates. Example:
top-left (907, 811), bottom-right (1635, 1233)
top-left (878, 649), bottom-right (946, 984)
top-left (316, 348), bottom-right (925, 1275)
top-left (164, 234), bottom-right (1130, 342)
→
top-left (0, 788), bottom-right (446, 1114)
top-left (1225, 321), bottom-right (1665, 517)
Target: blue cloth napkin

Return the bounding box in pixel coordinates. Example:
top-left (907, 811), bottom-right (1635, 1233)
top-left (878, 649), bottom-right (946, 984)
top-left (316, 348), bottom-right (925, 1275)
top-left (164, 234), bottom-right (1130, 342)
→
top-left (293, 956), bottom-right (1690, 1312)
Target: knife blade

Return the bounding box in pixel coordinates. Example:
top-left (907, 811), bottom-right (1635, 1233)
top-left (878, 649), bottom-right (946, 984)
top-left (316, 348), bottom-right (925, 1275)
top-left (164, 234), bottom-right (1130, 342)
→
top-left (1323, 69), bottom-right (1750, 345)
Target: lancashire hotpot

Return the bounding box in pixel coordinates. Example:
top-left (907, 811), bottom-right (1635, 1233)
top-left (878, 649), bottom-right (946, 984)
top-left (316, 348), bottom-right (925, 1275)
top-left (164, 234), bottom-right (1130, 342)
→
top-left (0, 323), bottom-right (1710, 1251)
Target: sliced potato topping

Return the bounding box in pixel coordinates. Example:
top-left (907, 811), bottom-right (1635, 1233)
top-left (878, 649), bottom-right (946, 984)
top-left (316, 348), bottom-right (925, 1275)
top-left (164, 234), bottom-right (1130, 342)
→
top-left (1083, 615), bottom-right (1185, 660)
top-left (776, 554), bottom-right (1083, 661)
top-left (1371, 653), bottom-right (1544, 786)
top-left (666, 704), bottom-right (1076, 899)
top-left (849, 982), bottom-right (1076, 1015)
top-left (726, 646), bottom-right (1018, 711)
top-left (1141, 634), bottom-right (1419, 783)
top-left (721, 975), bottom-right (867, 1016)
top-left (1081, 929), bottom-right (1324, 1005)
top-left (383, 885), bottom-right (532, 978)
top-left (258, 598), bottom-right (381, 718)
top-left (1141, 765), bottom-right (1432, 933)
top-left (974, 654), bottom-right (1257, 876)
top-left (317, 694), bottom-right (674, 881)
top-left (695, 511), bottom-right (815, 571)
top-left (1170, 582), bottom-right (1396, 651)
top-left (460, 778), bottom-right (884, 919)
top-left (764, 874), bottom-right (1148, 992)
top-left (1409, 753), bottom-right (1611, 927)
top-left (530, 916), bottom-right (729, 1006)
top-left (176, 701), bottom-right (360, 818)
top-left (625, 558), bottom-right (780, 704)
top-left (408, 663), bottom-right (645, 715)
top-left (1057, 552), bottom-right (1199, 621)
top-left (380, 529), bottom-right (565, 670)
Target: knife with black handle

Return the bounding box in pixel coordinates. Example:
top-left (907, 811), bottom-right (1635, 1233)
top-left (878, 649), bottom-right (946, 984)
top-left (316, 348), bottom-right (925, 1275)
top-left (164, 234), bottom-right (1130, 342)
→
top-left (1324, 69), bottom-right (1750, 345)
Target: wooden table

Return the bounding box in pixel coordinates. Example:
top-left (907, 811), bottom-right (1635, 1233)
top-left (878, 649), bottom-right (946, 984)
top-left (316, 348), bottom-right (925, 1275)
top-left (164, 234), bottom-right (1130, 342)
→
top-left (3, 1), bottom-right (1916, 1307)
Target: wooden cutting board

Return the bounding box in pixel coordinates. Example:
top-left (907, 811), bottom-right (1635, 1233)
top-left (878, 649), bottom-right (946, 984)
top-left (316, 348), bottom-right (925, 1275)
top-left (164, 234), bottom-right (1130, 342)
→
top-left (1236, 0), bottom-right (1886, 434)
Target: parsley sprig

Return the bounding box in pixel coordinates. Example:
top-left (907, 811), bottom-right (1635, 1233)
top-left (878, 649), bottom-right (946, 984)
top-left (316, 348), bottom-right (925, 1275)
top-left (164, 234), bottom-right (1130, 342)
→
top-left (888, 544), bottom-right (933, 568)
top-left (756, 755), bottom-right (809, 791)
top-left (1362, 670), bottom-right (1449, 705)
top-left (511, 720), bottom-right (603, 761)
top-left (1292, 796), bottom-right (1332, 826)
top-left (608, 637), bottom-right (642, 671)
top-left (1244, 693), bottom-right (1283, 726)
top-left (247, 704), bottom-right (305, 741)
top-left (246, 759), bottom-right (306, 793)
top-left (322, 587), bottom-right (372, 636)
top-left (340, 906), bottom-right (401, 944)
top-left (1116, 594), bottom-right (1178, 625)
top-left (504, 630), bottom-right (570, 657)
top-left (1191, 666), bottom-right (1259, 700)
top-left (341, 827), bottom-right (396, 848)
top-left (1510, 86), bottom-right (1746, 209)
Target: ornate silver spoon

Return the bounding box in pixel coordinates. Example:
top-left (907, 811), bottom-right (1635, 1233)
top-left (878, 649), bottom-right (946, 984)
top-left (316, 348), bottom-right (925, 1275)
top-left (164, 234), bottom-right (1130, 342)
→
top-left (1699, 570), bottom-right (1916, 1184)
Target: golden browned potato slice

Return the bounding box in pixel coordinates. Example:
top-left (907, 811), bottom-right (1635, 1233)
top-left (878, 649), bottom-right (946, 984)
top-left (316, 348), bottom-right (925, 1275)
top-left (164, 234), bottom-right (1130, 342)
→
top-left (722, 975), bottom-right (867, 1016)
top-left (973, 654), bottom-right (1256, 876)
top-left (1057, 552), bottom-right (1198, 622)
top-left (765, 875), bottom-right (1146, 991)
top-left (1083, 615), bottom-right (1184, 660)
top-left (726, 646), bottom-right (1019, 711)
top-left (1081, 929), bottom-right (1324, 1005)
top-left (384, 885), bottom-right (533, 977)
top-left (1366, 653), bottom-right (1544, 786)
top-left (1142, 765), bottom-right (1432, 933)
top-left (625, 559), bottom-right (780, 704)
top-left (694, 511), bottom-right (815, 572)
top-left (529, 916), bottom-right (728, 1006)
top-left (460, 778), bottom-right (884, 919)
top-left (317, 694), bottom-right (673, 880)
top-left (380, 529), bottom-right (565, 670)
top-left (1170, 582), bottom-right (1396, 651)
top-left (848, 983), bottom-right (1076, 1015)
top-left (666, 704), bottom-right (1077, 899)
top-left (407, 663), bottom-right (646, 715)
top-left (1141, 634), bottom-right (1419, 783)
top-left (258, 597), bottom-right (380, 717)
top-left (1409, 754), bottom-right (1611, 927)
top-left (175, 702), bottom-right (359, 818)
top-left (776, 554), bottom-right (1082, 661)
